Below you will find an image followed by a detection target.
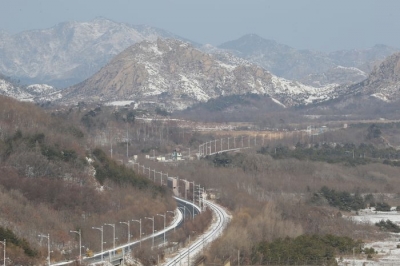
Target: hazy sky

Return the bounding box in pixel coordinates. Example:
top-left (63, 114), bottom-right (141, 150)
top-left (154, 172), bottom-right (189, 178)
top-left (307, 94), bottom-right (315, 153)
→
top-left (1, 0), bottom-right (399, 52)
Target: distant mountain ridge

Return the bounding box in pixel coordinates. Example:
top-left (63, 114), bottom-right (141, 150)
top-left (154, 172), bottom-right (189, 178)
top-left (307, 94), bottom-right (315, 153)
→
top-left (0, 17), bottom-right (195, 88)
top-left (1, 19), bottom-right (399, 90)
top-left (217, 34), bottom-right (399, 87)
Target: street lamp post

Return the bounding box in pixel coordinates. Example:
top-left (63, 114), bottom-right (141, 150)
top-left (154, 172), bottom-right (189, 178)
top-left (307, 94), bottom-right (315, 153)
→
top-left (145, 217), bottom-right (155, 248)
top-left (119, 221), bottom-right (130, 248)
top-left (195, 184), bottom-right (202, 210)
top-left (132, 219), bottom-right (142, 248)
top-left (188, 181), bottom-right (195, 219)
top-left (38, 234), bottom-right (50, 266)
top-left (178, 207), bottom-right (187, 229)
top-left (133, 162), bottom-right (140, 172)
top-left (182, 179), bottom-right (188, 199)
top-left (0, 239), bottom-right (5, 266)
top-left (69, 229), bottom-right (82, 264)
top-left (167, 210), bottom-right (175, 232)
top-left (104, 223), bottom-right (116, 255)
top-left (157, 213), bottom-right (166, 246)
top-left (92, 226), bottom-right (104, 261)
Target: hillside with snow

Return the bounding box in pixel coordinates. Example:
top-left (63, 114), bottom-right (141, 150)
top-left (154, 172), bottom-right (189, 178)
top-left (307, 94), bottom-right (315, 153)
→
top-left (217, 34), bottom-right (399, 87)
top-left (0, 18), bottom-right (193, 88)
top-left (61, 39), bottom-right (341, 110)
top-left (0, 74), bottom-right (59, 102)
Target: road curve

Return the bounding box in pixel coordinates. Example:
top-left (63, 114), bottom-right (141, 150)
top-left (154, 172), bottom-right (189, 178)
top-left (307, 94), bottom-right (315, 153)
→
top-left (163, 199), bottom-right (231, 266)
top-left (52, 205), bottom-right (185, 266)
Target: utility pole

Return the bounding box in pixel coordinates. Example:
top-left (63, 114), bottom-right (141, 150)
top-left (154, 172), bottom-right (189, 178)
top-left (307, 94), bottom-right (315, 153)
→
top-left (69, 229), bottom-right (82, 264)
top-left (110, 135), bottom-right (113, 158)
top-left (145, 217), bottom-right (155, 248)
top-left (132, 219), bottom-right (142, 247)
top-left (157, 213), bottom-right (166, 246)
top-left (92, 226), bottom-right (104, 261)
top-left (104, 223), bottom-right (116, 255)
top-left (126, 127), bottom-right (129, 159)
top-left (167, 210), bottom-right (175, 232)
top-left (39, 234), bottom-right (50, 266)
top-left (0, 239), bottom-right (5, 266)
top-left (119, 221), bottom-right (130, 249)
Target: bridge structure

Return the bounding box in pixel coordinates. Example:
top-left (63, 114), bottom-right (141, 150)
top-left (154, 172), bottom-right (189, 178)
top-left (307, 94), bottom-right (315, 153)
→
top-left (198, 133), bottom-right (282, 157)
top-left (197, 128), bottom-right (331, 158)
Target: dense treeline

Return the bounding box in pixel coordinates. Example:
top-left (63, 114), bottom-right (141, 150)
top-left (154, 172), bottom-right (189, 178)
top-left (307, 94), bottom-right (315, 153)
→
top-left (311, 186), bottom-right (393, 211)
top-left (311, 186), bottom-right (365, 211)
top-left (252, 234), bottom-right (363, 265)
top-left (375, 220), bottom-right (400, 233)
top-left (92, 148), bottom-right (162, 191)
top-left (0, 226), bottom-right (37, 257)
top-left (258, 142), bottom-right (400, 166)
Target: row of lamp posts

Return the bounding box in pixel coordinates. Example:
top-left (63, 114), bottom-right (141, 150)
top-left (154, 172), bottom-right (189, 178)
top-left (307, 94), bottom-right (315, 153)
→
top-left (88, 210), bottom-right (173, 263)
top-left (32, 159), bottom-right (202, 265)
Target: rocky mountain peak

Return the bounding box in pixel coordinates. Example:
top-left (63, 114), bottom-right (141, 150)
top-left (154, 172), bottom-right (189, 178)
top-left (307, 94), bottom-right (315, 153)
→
top-left (60, 38), bottom-right (341, 110)
top-left (343, 52), bottom-right (400, 102)
top-left (368, 52), bottom-right (400, 84)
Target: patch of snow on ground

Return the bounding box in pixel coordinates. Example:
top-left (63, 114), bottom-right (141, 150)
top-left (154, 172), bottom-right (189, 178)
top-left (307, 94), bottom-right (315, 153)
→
top-left (26, 83), bottom-right (55, 93)
top-left (216, 61), bottom-right (237, 71)
top-left (179, 74), bottom-right (210, 101)
top-left (335, 65), bottom-right (367, 77)
top-left (339, 209), bottom-right (400, 265)
top-left (271, 97), bottom-right (286, 108)
top-left (371, 93), bottom-right (390, 102)
top-left (105, 101), bottom-right (135, 106)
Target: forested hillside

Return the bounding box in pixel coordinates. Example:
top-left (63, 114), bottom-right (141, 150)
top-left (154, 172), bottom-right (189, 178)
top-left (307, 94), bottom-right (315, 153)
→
top-left (0, 96), bottom-right (176, 265)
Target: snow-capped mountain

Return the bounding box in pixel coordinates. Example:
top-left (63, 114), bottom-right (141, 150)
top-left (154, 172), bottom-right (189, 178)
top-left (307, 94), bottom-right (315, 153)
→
top-left (61, 39), bottom-right (341, 110)
top-left (350, 52), bottom-right (400, 101)
top-left (306, 52), bottom-right (400, 117)
top-left (217, 34), bottom-right (399, 87)
top-left (0, 17), bottom-right (195, 88)
top-left (0, 76), bottom-right (32, 101)
top-left (0, 73), bottom-right (59, 102)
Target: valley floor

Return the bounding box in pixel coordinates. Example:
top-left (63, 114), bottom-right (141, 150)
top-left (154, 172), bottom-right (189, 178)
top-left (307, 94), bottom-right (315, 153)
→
top-left (341, 209), bottom-right (400, 265)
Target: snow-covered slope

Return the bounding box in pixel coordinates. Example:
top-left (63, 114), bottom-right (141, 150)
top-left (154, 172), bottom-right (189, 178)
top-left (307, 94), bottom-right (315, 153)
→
top-left (217, 34), bottom-right (399, 87)
top-left (0, 74), bottom-right (60, 102)
top-left (0, 18), bottom-right (194, 88)
top-left (0, 78), bottom-right (33, 101)
top-left (61, 39), bottom-right (340, 110)
top-left (349, 52), bottom-right (400, 101)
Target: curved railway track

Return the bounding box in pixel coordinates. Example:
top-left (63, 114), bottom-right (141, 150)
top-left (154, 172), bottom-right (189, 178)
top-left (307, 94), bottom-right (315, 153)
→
top-left (164, 199), bottom-right (230, 266)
